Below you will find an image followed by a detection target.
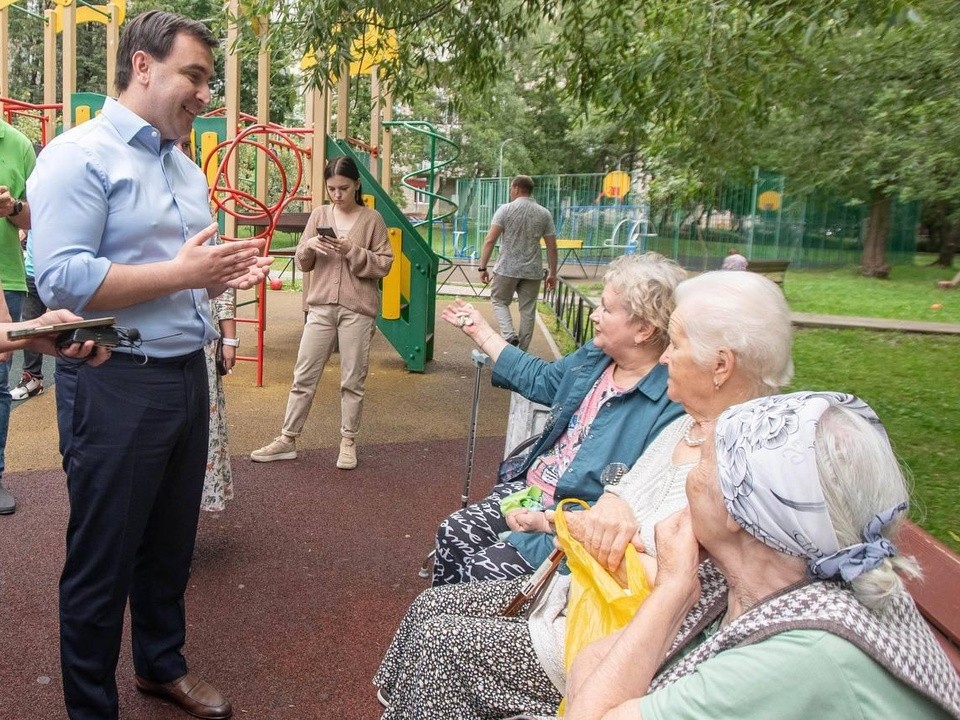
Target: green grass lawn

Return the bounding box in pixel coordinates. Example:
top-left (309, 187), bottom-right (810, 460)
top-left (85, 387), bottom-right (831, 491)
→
top-left (791, 329), bottom-right (959, 553)
top-left (784, 262), bottom-right (960, 323)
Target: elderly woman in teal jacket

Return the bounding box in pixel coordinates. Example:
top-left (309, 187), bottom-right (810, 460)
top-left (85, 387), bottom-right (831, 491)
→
top-left (435, 253), bottom-right (686, 585)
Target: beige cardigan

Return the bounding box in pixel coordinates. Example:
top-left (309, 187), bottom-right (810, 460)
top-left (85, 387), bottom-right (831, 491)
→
top-left (294, 205), bottom-right (394, 318)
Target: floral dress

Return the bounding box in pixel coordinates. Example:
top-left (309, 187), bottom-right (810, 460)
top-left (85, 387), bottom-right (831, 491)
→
top-left (200, 289), bottom-right (235, 512)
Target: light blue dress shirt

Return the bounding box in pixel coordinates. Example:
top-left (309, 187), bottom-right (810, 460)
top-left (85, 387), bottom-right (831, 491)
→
top-left (28, 98), bottom-right (217, 358)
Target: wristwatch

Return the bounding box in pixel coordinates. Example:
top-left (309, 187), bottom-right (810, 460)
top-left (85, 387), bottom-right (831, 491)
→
top-left (9, 200), bottom-right (23, 218)
top-left (221, 337), bottom-right (240, 347)
top-left (477, 267), bottom-right (487, 272)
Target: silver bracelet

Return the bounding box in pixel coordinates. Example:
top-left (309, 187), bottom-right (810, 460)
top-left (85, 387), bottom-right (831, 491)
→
top-left (221, 337), bottom-right (240, 347)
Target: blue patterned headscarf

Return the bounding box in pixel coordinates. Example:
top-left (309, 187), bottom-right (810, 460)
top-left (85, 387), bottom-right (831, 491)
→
top-left (715, 391), bottom-right (907, 582)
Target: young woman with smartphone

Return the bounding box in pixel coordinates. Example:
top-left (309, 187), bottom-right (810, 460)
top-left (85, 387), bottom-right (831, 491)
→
top-left (251, 156), bottom-right (394, 469)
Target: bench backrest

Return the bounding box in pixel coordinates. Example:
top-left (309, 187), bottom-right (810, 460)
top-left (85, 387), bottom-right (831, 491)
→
top-left (899, 521), bottom-right (960, 672)
top-left (746, 259), bottom-right (790, 287)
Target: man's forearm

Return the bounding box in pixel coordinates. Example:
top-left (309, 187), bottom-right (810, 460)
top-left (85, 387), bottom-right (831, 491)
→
top-left (478, 226), bottom-right (501, 269)
top-left (547, 248), bottom-right (558, 275)
top-left (479, 238), bottom-right (497, 269)
top-left (84, 261), bottom-right (187, 311)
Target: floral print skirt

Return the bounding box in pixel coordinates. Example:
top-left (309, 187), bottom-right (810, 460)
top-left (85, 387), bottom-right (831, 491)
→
top-left (373, 578), bottom-right (561, 720)
top-left (201, 341), bottom-right (233, 512)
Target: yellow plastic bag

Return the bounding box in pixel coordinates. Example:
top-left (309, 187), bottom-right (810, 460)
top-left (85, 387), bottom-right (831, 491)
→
top-left (555, 498), bottom-right (652, 669)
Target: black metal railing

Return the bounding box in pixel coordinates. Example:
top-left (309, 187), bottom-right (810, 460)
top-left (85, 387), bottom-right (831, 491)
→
top-left (542, 279), bottom-right (596, 348)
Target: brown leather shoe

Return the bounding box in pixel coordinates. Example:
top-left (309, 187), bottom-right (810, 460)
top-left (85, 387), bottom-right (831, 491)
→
top-left (135, 672), bottom-right (233, 719)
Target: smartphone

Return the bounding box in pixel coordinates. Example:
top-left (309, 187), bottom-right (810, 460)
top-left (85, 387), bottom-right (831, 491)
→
top-left (6, 317), bottom-right (116, 340)
top-left (316, 226), bottom-right (337, 239)
top-left (56, 326), bottom-right (122, 348)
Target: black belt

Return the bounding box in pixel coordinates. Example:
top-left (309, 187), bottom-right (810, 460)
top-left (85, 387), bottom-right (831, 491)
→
top-left (109, 349), bottom-right (203, 366)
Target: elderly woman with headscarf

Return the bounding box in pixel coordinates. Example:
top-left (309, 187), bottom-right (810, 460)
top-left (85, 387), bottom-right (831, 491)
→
top-left (373, 271), bottom-right (796, 719)
top-left (559, 392), bottom-right (960, 720)
top-left (433, 253), bottom-right (687, 585)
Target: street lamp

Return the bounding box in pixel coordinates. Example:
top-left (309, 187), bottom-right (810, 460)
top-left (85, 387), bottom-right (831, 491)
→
top-left (498, 137), bottom-right (514, 179)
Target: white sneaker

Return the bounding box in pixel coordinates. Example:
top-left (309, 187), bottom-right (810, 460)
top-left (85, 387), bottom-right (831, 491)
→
top-left (336, 438), bottom-right (357, 469)
top-left (11, 372), bottom-right (43, 401)
top-left (250, 436), bottom-right (297, 462)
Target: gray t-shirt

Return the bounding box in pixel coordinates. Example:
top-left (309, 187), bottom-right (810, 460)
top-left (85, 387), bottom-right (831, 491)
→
top-left (491, 196), bottom-right (556, 279)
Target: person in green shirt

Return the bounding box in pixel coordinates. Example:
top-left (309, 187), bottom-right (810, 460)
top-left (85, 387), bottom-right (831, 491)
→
top-left (0, 119), bottom-right (36, 515)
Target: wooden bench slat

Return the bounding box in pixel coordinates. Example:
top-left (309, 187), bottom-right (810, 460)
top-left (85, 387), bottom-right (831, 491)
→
top-left (899, 522), bottom-right (960, 650)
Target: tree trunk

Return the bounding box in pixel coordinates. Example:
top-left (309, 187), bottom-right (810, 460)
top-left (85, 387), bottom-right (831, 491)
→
top-left (861, 189), bottom-right (892, 278)
top-left (937, 220), bottom-right (959, 268)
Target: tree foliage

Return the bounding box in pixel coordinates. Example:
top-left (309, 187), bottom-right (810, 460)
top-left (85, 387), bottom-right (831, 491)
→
top-left (252, 0), bottom-right (937, 273)
top-left (3, 0), bottom-right (300, 125)
top-left (753, 0), bottom-right (960, 270)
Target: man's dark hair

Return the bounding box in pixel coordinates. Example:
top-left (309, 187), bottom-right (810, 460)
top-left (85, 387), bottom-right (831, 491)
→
top-left (512, 175), bottom-right (534, 194)
top-left (115, 11), bottom-right (217, 92)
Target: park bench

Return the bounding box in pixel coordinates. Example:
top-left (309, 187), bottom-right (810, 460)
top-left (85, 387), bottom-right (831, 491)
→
top-left (746, 259), bottom-right (790, 288)
top-left (899, 521), bottom-right (960, 672)
top-left (542, 238), bottom-right (587, 278)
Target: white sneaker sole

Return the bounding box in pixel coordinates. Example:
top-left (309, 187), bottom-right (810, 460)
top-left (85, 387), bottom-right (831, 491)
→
top-left (336, 457), bottom-right (357, 470)
top-left (250, 450), bottom-right (297, 463)
top-left (11, 387), bottom-right (43, 401)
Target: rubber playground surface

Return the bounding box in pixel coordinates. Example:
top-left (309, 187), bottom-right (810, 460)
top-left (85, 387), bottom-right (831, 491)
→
top-left (0, 289), bottom-right (556, 719)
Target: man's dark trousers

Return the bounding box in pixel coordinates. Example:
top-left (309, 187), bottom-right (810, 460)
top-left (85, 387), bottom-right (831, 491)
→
top-left (55, 351), bottom-right (209, 720)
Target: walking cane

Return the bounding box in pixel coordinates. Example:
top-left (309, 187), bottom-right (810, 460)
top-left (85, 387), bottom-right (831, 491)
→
top-left (419, 348), bottom-right (492, 578)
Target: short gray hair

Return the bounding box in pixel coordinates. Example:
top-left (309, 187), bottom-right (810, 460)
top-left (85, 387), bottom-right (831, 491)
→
top-left (603, 253), bottom-right (687, 352)
top-left (674, 271), bottom-right (793, 393)
top-left (816, 406), bottom-right (920, 610)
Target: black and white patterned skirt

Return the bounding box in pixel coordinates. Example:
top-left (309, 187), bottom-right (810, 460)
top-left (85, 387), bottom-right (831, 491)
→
top-left (373, 578), bottom-right (562, 720)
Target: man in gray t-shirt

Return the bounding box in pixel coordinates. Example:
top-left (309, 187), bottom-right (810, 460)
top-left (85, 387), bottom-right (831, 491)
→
top-left (477, 175), bottom-right (557, 350)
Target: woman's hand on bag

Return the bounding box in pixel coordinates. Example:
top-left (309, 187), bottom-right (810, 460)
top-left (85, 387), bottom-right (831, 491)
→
top-left (567, 493), bottom-right (641, 574)
top-left (504, 509), bottom-right (552, 533)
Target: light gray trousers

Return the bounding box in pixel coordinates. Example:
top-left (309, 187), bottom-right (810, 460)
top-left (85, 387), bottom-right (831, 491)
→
top-left (490, 274), bottom-right (541, 350)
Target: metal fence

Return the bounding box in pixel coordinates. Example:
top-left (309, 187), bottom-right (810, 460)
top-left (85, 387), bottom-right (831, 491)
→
top-left (452, 170), bottom-right (919, 269)
top-left (541, 280), bottom-right (597, 348)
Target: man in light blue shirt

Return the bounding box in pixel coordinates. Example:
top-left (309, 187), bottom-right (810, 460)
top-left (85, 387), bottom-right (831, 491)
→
top-left (28, 11), bottom-right (270, 720)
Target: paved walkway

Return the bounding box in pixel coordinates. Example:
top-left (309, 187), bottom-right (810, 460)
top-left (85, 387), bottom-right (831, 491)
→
top-left (791, 312), bottom-right (960, 335)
